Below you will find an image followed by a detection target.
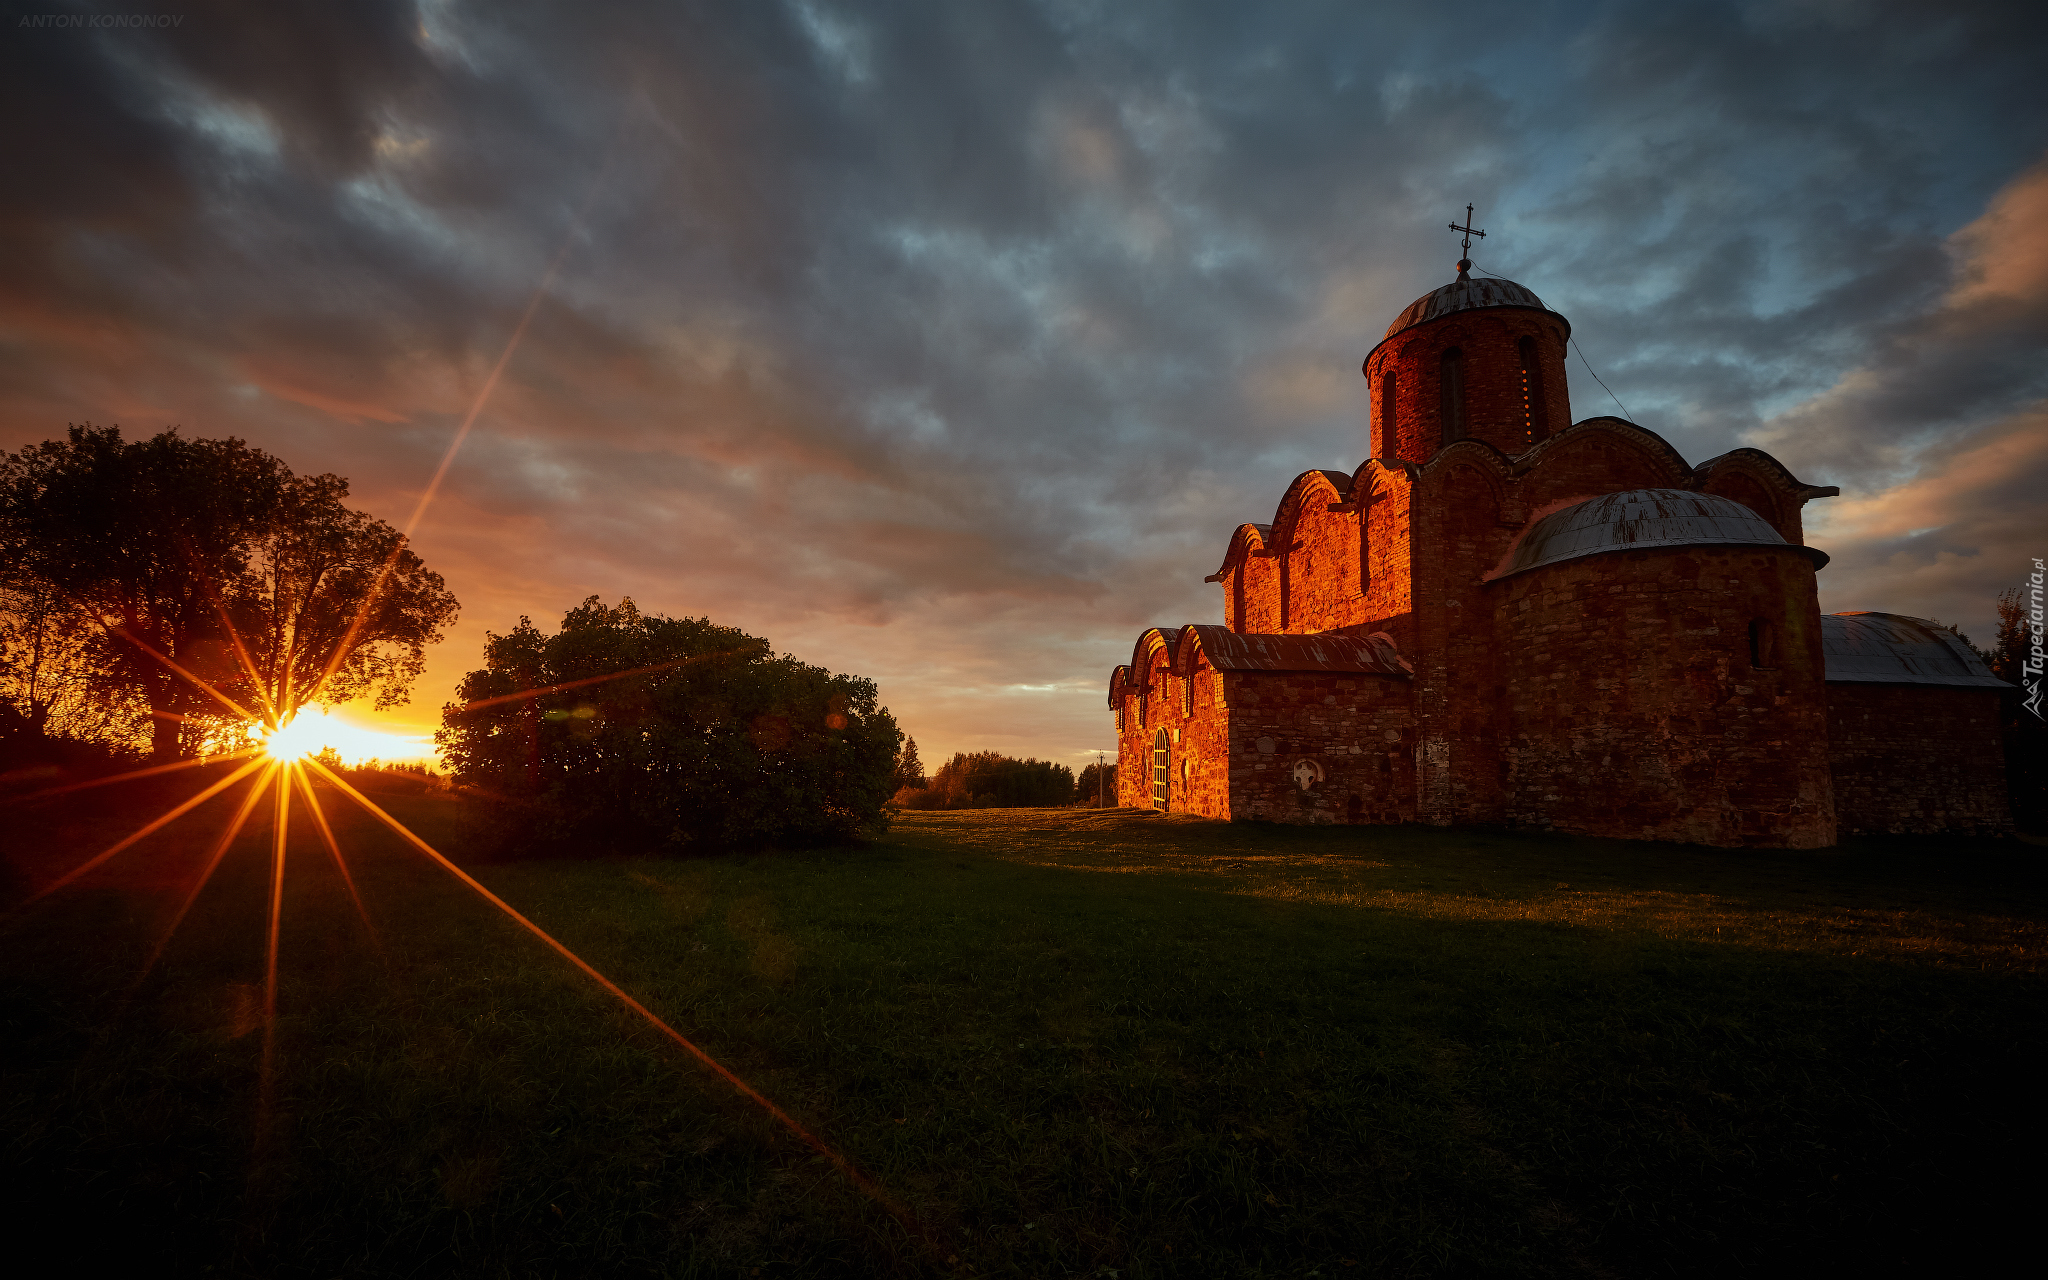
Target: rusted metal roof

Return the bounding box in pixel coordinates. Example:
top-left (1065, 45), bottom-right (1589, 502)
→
top-left (1821, 612), bottom-right (2010, 688)
top-left (1180, 624), bottom-right (1413, 677)
top-left (1495, 488), bottom-right (1829, 579)
top-left (1382, 271), bottom-right (1567, 342)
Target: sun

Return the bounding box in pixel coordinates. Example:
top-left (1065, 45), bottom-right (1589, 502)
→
top-left (255, 707), bottom-right (434, 765)
top-left (262, 715), bottom-right (325, 760)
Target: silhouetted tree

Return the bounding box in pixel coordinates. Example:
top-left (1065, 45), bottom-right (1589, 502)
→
top-left (1075, 760), bottom-right (1116, 807)
top-left (908, 751), bottom-right (1075, 808)
top-left (894, 735), bottom-right (926, 790)
top-left (0, 578), bottom-right (148, 752)
top-left (436, 597), bottom-right (901, 851)
top-left (1985, 587), bottom-right (2045, 833)
top-left (0, 425), bottom-right (457, 760)
top-left (235, 469), bottom-right (458, 721)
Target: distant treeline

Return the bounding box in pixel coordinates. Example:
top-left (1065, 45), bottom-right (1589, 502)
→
top-left (896, 750), bottom-right (1115, 809)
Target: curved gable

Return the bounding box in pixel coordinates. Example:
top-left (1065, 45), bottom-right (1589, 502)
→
top-left (1269, 469), bottom-right (1355, 535)
top-left (1206, 522), bottom-right (1272, 583)
top-left (1510, 416), bottom-right (1694, 507)
top-left (1130, 626), bottom-right (1183, 679)
top-left (1694, 448), bottom-right (1840, 545)
top-left (1107, 664), bottom-right (1133, 707)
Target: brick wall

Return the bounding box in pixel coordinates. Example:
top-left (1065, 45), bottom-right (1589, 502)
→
top-left (1366, 308), bottom-right (1572, 463)
top-left (1827, 685), bottom-right (2014, 836)
top-left (1491, 545), bottom-right (1836, 848)
top-left (1220, 671), bottom-right (1417, 824)
top-left (1283, 481), bottom-right (1360, 634)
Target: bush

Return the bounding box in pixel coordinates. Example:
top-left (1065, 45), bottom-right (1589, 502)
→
top-left (436, 598), bottom-right (901, 853)
top-left (910, 751), bottom-right (1075, 809)
top-left (1074, 761), bottom-right (1116, 807)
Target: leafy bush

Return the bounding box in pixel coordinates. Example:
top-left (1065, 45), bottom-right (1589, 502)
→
top-left (437, 598), bottom-right (901, 852)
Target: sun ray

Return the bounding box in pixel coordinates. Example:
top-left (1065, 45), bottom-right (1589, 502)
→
top-left (293, 767), bottom-right (381, 954)
top-left (299, 756), bottom-right (930, 1241)
top-left (453, 648), bottom-right (758, 713)
top-left (184, 557), bottom-right (282, 728)
top-left (301, 140), bottom-right (625, 715)
top-left (257, 763), bottom-right (291, 1150)
top-left (1, 747), bottom-right (263, 807)
top-left (131, 761), bottom-right (277, 984)
top-left (98, 625), bottom-right (263, 724)
top-left (13, 755), bottom-right (273, 910)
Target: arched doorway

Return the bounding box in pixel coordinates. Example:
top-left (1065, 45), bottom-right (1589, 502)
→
top-left (1152, 729), bottom-right (1170, 811)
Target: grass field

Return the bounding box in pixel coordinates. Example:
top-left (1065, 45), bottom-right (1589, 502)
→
top-left (4, 768), bottom-right (2044, 1277)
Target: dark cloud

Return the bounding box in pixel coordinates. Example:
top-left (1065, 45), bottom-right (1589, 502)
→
top-left (4, 0), bottom-right (2045, 761)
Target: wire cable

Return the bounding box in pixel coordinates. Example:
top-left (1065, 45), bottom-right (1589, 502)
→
top-left (1468, 259), bottom-right (1637, 423)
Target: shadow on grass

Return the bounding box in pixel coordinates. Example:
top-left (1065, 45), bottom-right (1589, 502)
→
top-left (2, 790), bottom-right (2042, 1277)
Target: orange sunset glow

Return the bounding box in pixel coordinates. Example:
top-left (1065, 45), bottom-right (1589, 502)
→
top-left (4, 4), bottom-right (2043, 1276)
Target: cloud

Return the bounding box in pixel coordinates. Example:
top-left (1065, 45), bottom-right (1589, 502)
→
top-left (1789, 157), bottom-right (2048, 641)
top-left (3, 0), bottom-right (2045, 764)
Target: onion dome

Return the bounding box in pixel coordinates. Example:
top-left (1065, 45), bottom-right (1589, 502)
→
top-left (1819, 613), bottom-right (2011, 688)
top-left (1383, 267), bottom-right (1569, 343)
top-left (1496, 488), bottom-right (1829, 579)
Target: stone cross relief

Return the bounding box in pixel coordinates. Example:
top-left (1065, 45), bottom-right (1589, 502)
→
top-left (1292, 760), bottom-right (1319, 791)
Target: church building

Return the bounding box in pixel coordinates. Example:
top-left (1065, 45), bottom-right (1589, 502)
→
top-left (1109, 232), bottom-right (2012, 847)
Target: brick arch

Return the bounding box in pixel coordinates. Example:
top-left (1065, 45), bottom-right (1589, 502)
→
top-left (1693, 448), bottom-right (1839, 545)
top-left (1106, 664), bottom-right (1133, 708)
top-left (1207, 523), bottom-right (1275, 633)
top-left (1511, 417), bottom-right (1694, 511)
top-left (1267, 470), bottom-right (1355, 633)
top-left (1130, 626), bottom-right (1184, 680)
top-left (1268, 468), bottom-right (1354, 536)
top-left (1701, 469), bottom-right (1779, 527)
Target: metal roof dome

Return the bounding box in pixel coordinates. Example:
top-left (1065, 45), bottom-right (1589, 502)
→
top-left (1819, 613), bottom-right (2010, 688)
top-left (1495, 488), bottom-right (1830, 579)
top-left (1383, 268), bottom-right (1568, 342)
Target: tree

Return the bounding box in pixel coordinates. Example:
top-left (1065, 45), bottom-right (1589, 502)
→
top-left (894, 736), bottom-right (926, 791)
top-left (1985, 587), bottom-right (2045, 833)
top-left (0, 578), bottom-right (149, 759)
top-left (908, 751), bottom-right (1075, 809)
top-left (0, 425), bottom-right (458, 760)
top-left (435, 597), bottom-right (901, 851)
top-left (1075, 760), bottom-right (1116, 808)
top-left (234, 470), bottom-right (458, 724)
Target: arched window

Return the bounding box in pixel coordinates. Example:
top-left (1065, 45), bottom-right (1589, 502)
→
top-left (1377, 370), bottom-right (1398, 456)
top-left (1152, 729), bottom-right (1171, 811)
top-left (1439, 347), bottom-right (1465, 447)
top-left (1183, 666), bottom-right (1197, 717)
top-left (1749, 619), bottom-right (1779, 669)
top-left (1518, 335), bottom-right (1547, 445)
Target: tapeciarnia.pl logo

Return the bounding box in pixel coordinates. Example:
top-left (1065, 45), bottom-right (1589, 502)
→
top-left (2025, 557), bottom-right (2046, 721)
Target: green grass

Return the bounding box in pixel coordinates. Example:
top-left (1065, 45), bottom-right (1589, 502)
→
top-left (4, 771), bottom-right (2044, 1277)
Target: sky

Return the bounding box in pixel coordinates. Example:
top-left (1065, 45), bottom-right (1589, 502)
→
top-left (5, 0), bottom-right (2046, 769)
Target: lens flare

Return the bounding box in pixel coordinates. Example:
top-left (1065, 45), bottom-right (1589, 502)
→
top-left (263, 716), bottom-right (324, 760)
top-left (258, 709), bottom-right (426, 765)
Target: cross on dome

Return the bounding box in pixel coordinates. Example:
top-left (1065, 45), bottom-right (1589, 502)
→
top-left (1448, 203), bottom-right (1486, 275)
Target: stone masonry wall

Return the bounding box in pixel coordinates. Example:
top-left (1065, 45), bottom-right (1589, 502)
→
top-left (1367, 308), bottom-right (1572, 464)
top-left (1827, 684), bottom-right (2013, 836)
top-left (1492, 545), bottom-right (1835, 848)
top-left (1220, 671), bottom-right (1417, 824)
top-left (1115, 653), bottom-right (1176, 809)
